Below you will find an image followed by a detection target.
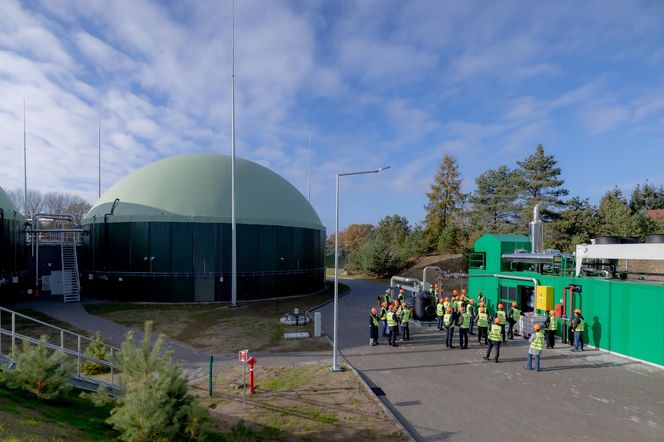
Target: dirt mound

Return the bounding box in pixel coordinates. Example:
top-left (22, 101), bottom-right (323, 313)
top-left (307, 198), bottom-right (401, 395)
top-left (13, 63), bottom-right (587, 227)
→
top-left (400, 254), bottom-right (465, 279)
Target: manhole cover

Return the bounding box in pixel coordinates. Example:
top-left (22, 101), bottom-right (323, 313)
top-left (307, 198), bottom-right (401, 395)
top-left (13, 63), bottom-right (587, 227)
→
top-left (371, 387), bottom-right (385, 396)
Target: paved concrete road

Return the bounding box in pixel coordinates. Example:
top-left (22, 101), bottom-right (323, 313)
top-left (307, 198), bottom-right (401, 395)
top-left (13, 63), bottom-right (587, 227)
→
top-left (315, 278), bottom-right (664, 442)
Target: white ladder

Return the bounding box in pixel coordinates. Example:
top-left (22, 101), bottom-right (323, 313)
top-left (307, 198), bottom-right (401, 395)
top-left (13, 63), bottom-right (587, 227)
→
top-left (61, 232), bottom-right (80, 303)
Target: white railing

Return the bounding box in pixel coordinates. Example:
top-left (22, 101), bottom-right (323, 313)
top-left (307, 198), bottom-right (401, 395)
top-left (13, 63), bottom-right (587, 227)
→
top-left (0, 306), bottom-right (120, 390)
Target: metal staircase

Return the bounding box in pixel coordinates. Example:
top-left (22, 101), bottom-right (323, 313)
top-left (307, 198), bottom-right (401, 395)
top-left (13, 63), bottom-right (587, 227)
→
top-left (61, 232), bottom-right (81, 303)
top-left (0, 307), bottom-right (121, 396)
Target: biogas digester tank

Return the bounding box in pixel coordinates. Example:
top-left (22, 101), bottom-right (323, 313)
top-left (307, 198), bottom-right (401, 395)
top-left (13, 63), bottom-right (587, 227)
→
top-left (414, 291), bottom-right (436, 321)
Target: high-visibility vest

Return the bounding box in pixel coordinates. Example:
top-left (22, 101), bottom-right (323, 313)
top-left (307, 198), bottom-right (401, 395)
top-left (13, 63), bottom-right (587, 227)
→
top-left (467, 304), bottom-right (475, 316)
top-left (496, 310), bottom-right (506, 325)
top-left (380, 307), bottom-right (387, 321)
top-left (575, 318), bottom-right (585, 332)
top-left (488, 324), bottom-right (502, 342)
top-left (401, 308), bottom-right (411, 323)
top-left (547, 316), bottom-right (557, 331)
top-left (385, 294), bottom-right (392, 305)
top-left (386, 311), bottom-right (397, 327)
top-left (437, 303), bottom-right (445, 317)
top-left (397, 306), bottom-right (403, 317)
top-left (477, 313), bottom-right (488, 327)
top-left (512, 308), bottom-right (522, 322)
top-left (443, 313), bottom-right (454, 327)
top-left (370, 314), bottom-right (379, 327)
top-left (443, 301), bottom-right (450, 311)
top-left (460, 312), bottom-right (470, 329)
top-left (530, 331), bottom-right (545, 351)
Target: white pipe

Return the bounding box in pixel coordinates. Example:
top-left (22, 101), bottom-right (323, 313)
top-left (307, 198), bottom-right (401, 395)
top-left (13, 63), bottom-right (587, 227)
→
top-left (468, 273), bottom-right (539, 290)
top-left (390, 275), bottom-right (421, 288)
top-left (422, 266), bottom-right (442, 291)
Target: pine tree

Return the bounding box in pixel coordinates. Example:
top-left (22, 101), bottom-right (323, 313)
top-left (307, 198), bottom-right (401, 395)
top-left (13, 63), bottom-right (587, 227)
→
top-left (424, 154), bottom-right (464, 246)
top-left (82, 331), bottom-right (111, 375)
top-left (468, 165), bottom-right (520, 233)
top-left (515, 144), bottom-right (568, 222)
top-left (550, 197), bottom-right (598, 251)
top-left (104, 321), bottom-right (207, 441)
top-left (629, 181), bottom-right (664, 212)
top-left (596, 188), bottom-right (652, 237)
top-left (3, 336), bottom-right (73, 400)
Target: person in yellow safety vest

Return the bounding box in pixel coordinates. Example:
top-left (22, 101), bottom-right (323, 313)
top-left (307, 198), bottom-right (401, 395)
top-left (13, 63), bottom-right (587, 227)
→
top-left (386, 305), bottom-right (399, 347)
top-left (436, 297), bottom-right (445, 331)
top-left (400, 302), bottom-right (411, 341)
top-left (483, 317), bottom-right (502, 363)
top-left (526, 323), bottom-right (545, 371)
top-left (369, 307), bottom-right (380, 346)
top-left (433, 283), bottom-right (439, 296)
top-left (477, 290), bottom-right (486, 306)
top-left (461, 288), bottom-right (468, 304)
top-left (467, 299), bottom-right (476, 335)
top-left (398, 288), bottom-right (405, 305)
top-left (458, 306), bottom-right (470, 349)
top-left (380, 302), bottom-right (389, 337)
top-left (544, 309), bottom-right (557, 349)
top-left (444, 307), bottom-right (456, 348)
top-left (496, 303), bottom-right (507, 342)
top-left (384, 289), bottom-right (392, 307)
top-left (443, 296), bottom-right (451, 313)
top-left (392, 300), bottom-right (401, 337)
top-left (508, 301), bottom-right (522, 340)
top-left (571, 309), bottom-right (585, 352)
top-left (477, 307), bottom-right (489, 345)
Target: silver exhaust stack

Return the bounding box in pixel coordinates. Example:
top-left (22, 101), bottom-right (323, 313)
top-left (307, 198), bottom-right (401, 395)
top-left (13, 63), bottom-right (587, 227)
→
top-left (529, 202), bottom-right (546, 253)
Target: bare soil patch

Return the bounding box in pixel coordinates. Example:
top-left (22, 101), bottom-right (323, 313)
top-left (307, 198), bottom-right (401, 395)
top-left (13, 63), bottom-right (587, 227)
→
top-left (193, 363), bottom-right (407, 441)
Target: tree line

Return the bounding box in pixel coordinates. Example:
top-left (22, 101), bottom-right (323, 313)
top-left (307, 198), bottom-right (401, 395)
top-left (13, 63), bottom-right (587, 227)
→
top-left (331, 144), bottom-right (664, 277)
top-left (6, 188), bottom-right (91, 223)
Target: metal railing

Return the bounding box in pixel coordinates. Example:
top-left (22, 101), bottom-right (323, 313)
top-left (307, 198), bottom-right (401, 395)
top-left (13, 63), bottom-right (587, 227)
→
top-left (88, 267), bottom-right (326, 279)
top-left (0, 306), bottom-right (120, 390)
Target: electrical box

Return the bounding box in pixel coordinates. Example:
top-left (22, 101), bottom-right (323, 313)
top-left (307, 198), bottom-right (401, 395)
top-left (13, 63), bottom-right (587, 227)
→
top-left (536, 285), bottom-right (554, 311)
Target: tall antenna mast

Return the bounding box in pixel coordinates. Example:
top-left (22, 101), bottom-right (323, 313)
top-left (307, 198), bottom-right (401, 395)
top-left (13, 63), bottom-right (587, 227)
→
top-left (98, 101), bottom-right (102, 198)
top-left (23, 99), bottom-right (27, 216)
top-left (308, 129), bottom-right (311, 203)
top-left (230, 0), bottom-right (238, 307)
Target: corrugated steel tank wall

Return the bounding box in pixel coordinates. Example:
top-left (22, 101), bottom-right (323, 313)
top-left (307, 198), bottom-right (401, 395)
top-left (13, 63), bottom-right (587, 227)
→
top-left (81, 221), bottom-right (325, 301)
top-left (0, 210), bottom-right (26, 281)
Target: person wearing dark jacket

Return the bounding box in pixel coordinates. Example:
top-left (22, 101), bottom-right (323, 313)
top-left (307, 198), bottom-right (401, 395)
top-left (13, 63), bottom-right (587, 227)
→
top-left (444, 307), bottom-right (456, 348)
top-left (507, 302), bottom-right (521, 339)
top-left (369, 307), bottom-right (380, 346)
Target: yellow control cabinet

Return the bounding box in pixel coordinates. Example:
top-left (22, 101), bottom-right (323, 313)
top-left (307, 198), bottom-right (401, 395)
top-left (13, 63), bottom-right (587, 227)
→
top-left (536, 285), bottom-right (554, 311)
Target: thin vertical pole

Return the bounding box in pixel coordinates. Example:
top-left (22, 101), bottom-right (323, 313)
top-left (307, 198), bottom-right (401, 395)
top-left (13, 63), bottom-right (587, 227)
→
top-left (77, 335), bottom-right (81, 377)
top-left (98, 101), bottom-right (102, 198)
top-left (230, 0), bottom-right (238, 307)
top-left (11, 312), bottom-right (16, 358)
top-left (209, 354), bottom-right (213, 397)
top-left (308, 130), bottom-right (311, 203)
top-left (23, 99), bottom-right (27, 216)
top-left (331, 174), bottom-right (340, 371)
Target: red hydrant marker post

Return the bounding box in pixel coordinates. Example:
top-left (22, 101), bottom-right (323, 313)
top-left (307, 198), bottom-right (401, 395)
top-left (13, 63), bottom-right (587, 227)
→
top-left (247, 357), bottom-right (256, 394)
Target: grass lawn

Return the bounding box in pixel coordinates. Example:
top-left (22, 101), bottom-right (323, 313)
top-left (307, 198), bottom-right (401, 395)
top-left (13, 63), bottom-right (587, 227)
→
top-left (195, 363), bottom-right (407, 442)
top-left (0, 384), bottom-right (115, 441)
top-left (82, 282), bottom-right (350, 354)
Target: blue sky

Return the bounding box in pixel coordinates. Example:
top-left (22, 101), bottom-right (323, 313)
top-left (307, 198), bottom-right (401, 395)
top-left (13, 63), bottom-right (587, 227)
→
top-left (1, 0), bottom-right (664, 233)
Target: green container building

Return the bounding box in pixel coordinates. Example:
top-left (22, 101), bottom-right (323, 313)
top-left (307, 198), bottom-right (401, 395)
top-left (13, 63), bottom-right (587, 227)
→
top-left (81, 154), bottom-right (326, 302)
top-left (468, 233), bottom-right (664, 367)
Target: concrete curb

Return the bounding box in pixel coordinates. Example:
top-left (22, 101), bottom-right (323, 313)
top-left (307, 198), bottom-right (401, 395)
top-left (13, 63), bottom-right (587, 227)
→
top-left (316, 329), bottom-right (416, 442)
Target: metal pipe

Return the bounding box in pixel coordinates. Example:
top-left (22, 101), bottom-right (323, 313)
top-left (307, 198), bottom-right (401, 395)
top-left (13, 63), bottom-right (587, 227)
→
top-left (422, 266), bottom-right (442, 291)
top-left (533, 201), bottom-right (546, 222)
top-left (390, 275), bottom-right (421, 289)
top-left (468, 273), bottom-right (539, 290)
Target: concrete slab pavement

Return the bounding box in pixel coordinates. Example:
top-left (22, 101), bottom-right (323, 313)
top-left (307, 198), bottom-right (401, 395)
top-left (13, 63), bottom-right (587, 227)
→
top-left (314, 278), bottom-right (664, 441)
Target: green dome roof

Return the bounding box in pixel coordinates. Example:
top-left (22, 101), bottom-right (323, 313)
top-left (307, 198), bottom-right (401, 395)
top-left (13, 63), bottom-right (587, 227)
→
top-left (0, 186), bottom-right (24, 221)
top-left (83, 154), bottom-right (323, 230)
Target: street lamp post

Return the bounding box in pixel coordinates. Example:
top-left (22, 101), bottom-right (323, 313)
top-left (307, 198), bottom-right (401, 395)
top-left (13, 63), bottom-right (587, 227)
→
top-left (331, 166), bottom-right (390, 372)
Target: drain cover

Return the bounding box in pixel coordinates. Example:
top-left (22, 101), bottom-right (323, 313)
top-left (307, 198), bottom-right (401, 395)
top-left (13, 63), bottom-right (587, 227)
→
top-left (371, 387), bottom-right (385, 396)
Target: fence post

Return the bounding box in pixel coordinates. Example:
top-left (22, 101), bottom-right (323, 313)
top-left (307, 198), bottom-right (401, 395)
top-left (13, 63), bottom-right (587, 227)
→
top-left (77, 335), bottom-right (81, 377)
top-left (60, 330), bottom-right (64, 349)
top-left (11, 312), bottom-right (15, 358)
top-left (111, 347), bottom-right (114, 384)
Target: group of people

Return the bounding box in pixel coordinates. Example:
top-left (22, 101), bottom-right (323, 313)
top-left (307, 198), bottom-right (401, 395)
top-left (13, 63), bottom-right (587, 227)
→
top-left (369, 288), bottom-right (412, 347)
top-left (368, 285), bottom-right (588, 372)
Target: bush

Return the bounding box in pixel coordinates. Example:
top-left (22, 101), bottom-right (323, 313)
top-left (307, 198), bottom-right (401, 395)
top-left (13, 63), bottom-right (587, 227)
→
top-left (2, 336), bottom-right (74, 400)
top-left (82, 331), bottom-right (111, 375)
top-left (437, 224), bottom-right (465, 253)
top-left (94, 321), bottom-right (207, 441)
